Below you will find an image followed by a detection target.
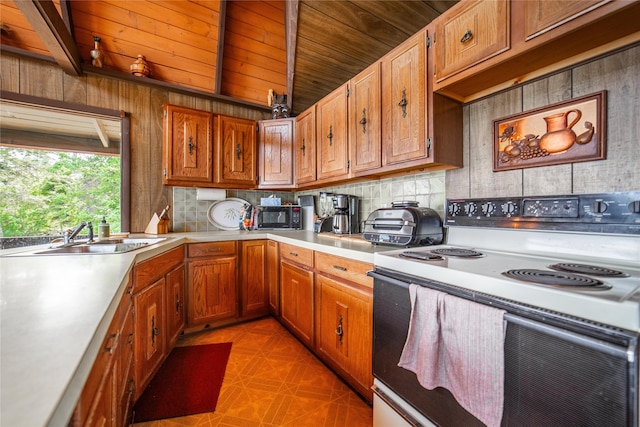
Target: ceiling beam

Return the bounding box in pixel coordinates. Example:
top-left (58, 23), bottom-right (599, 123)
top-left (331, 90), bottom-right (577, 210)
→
top-left (285, 0), bottom-right (299, 110)
top-left (215, 0), bottom-right (228, 94)
top-left (14, 0), bottom-right (82, 76)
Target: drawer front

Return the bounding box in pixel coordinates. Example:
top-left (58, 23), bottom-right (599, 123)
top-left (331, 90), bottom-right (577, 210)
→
top-left (315, 251), bottom-right (373, 288)
top-left (187, 241), bottom-right (236, 258)
top-left (279, 243), bottom-right (314, 267)
top-left (133, 245), bottom-right (184, 292)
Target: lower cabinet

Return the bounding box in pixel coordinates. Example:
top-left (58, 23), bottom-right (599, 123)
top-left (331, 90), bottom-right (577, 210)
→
top-left (71, 281), bottom-right (134, 427)
top-left (279, 243), bottom-right (315, 348)
top-left (131, 245), bottom-right (185, 399)
top-left (186, 241), bottom-right (238, 328)
top-left (240, 240), bottom-right (269, 317)
top-left (266, 240), bottom-right (280, 315)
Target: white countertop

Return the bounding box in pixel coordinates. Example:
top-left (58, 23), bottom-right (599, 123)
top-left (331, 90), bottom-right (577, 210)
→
top-left (0, 230), bottom-right (391, 427)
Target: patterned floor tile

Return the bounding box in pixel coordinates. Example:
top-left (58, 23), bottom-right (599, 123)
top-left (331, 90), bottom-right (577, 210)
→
top-left (132, 317), bottom-right (372, 427)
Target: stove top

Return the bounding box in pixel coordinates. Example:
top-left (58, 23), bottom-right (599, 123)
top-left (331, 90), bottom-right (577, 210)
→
top-left (373, 192), bottom-right (640, 331)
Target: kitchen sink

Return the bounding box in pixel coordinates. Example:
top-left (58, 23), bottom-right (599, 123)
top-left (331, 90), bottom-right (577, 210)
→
top-left (5, 237), bottom-right (167, 256)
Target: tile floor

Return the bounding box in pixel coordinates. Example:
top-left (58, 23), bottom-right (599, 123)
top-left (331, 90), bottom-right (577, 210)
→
top-left (132, 317), bottom-right (373, 427)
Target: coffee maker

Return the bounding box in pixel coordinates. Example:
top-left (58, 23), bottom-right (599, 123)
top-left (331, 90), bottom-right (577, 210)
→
top-left (332, 194), bottom-right (359, 234)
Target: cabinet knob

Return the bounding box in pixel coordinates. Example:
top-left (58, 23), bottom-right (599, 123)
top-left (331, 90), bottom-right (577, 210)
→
top-left (327, 125), bottom-right (333, 146)
top-left (398, 88), bottom-right (407, 118)
top-left (359, 108), bottom-right (367, 133)
top-left (301, 139), bottom-right (306, 156)
top-left (188, 136), bottom-right (194, 155)
top-left (335, 314), bottom-right (344, 344)
top-left (460, 29), bottom-right (473, 43)
top-left (236, 143), bottom-right (242, 160)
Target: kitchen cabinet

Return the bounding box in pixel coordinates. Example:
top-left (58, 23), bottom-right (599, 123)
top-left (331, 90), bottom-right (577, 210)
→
top-left (432, 0), bottom-right (640, 100)
top-left (72, 284), bottom-right (134, 427)
top-left (258, 118), bottom-right (295, 189)
top-left (215, 115), bottom-right (257, 188)
top-left (279, 243), bottom-right (315, 347)
top-left (381, 29), bottom-right (427, 167)
top-left (349, 62), bottom-right (382, 175)
top-left (163, 104), bottom-right (213, 186)
top-left (165, 264), bottom-right (186, 349)
top-left (240, 240), bottom-right (269, 317)
top-left (433, 0), bottom-right (509, 82)
top-left (316, 84), bottom-right (349, 181)
top-left (132, 245), bottom-right (184, 398)
top-left (266, 240), bottom-right (280, 316)
top-left (294, 105), bottom-right (316, 186)
top-left (315, 252), bottom-right (373, 401)
top-left (186, 241), bottom-right (238, 328)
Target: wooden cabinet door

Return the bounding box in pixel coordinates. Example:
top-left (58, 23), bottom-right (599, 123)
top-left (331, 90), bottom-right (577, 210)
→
top-left (280, 260), bottom-right (314, 347)
top-left (165, 264), bottom-right (185, 349)
top-left (523, 0), bottom-right (604, 40)
top-left (258, 118), bottom-right (294, 188)
top-left (266, 240), bottom-right (280, 315)
top-left (163, 104), bottom-right (213, 186)
top-left (294, 105), bottom-right (316, 185)
top-left (316, 84), bottom-right (349, 180)
top-left (116, 300), bottom-right (134, 427)
top-left (240, 240), bottom-right (268, 317)
top-left (316, 274), bottom-right (373, 400)
top-left (434, 0), bottom-right (509, 81)
top-left (381, 30), bottom-right (427, 166)
top-left (187, 256), bottom-right (237, 326)
top-left (134, 278), bottom-right (166, 396)
top-left (216, 115), bottom-right (257, 187)
top-left (349, 62), bottom-right (381, 174)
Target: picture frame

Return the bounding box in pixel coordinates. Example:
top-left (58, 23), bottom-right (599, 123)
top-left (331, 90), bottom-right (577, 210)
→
top-left (493, 91), bottom-right (606, 171)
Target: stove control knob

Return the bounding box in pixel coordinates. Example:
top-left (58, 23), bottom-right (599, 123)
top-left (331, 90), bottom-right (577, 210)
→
top-left (448, 202), bottom-right (461, 216)
top-left (591, 201), bottom-right (608, 214)
top-left (629, 200), bottom-right (640, 214)
top-left (501, 201), bottom-right (518, 216)
top-left (464, 202), bottom-right (477, 216)
top-left (481, 202), bottom-right (496, 216)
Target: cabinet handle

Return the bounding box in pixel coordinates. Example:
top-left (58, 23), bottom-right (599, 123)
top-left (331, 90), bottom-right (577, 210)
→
top-left (176, 297), bottom-right (182, 315)
top-left (327, 125), bottom-right (333, 146)
top-left (127, 332), bottom-right (134, 346)
top-left (151, 315), bottom-right (160, 347)
top-left (359, 108), bottom-right (367, 134)
top-left (301, 139), bottom-right (306, 156)
top-left (207, 247), bottom-right (222, 253)
top-left (332, 265), bottom-right (347, 271)
top-left (236, 143), bottom-right (242, 160)
top-left (460, 29), bottom-right (473, 43)
top-left (188, 136), bottom-right (194, 155)
top-left (289, 252), bottom-right (298, 257)
top-left (104, 333), bottom-right (117, 354)
top-left (335, 314), bottom-right (344, 344)
top-left (398, 88), bottom-right (407, 118)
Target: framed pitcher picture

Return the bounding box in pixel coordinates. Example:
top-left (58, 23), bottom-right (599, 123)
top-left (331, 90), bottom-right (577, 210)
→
top-left (493, 91), bottom-right (606, 171)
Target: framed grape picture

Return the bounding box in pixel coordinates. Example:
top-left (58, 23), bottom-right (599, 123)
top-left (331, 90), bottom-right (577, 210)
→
top-left (493, 91), bottom-right (606, 171)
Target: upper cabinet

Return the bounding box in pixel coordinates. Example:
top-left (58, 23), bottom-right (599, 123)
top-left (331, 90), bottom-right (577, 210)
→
top-left (163, 104), bottom-right (213, 186)
top-left (258, 118), bottom-right (295, 189)
top-left (349, 62), bottom-right (382, 175)
top-left (381, 30), bottom-right (427, 167)
top-left (433, 0), bottom-right (509, 82)
top-left (433, 0), bottom-right (640, 100)
top-left (294, 105), bottom-right (317, 186)
top-left (316, 84), bottom-right (349, 181)
top-left (215, 115), bottom-right (257, 188)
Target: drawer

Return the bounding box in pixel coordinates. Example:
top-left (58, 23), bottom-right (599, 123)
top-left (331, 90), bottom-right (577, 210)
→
top-left (187, 241), bottom-right (236, 258)
top-left (133, 245), bottom-right (184, 292)
top-left (315, 252), bottom-right (373, 288)
top-left (280, 243), bottom-right (314, 267)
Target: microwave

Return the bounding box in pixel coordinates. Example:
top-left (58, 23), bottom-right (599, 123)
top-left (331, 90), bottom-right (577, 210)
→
top-left (257, 205), bottom-right (302, 229)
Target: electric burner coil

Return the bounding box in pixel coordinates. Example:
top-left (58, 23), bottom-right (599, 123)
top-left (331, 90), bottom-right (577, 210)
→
top-left (503, 269), bottom-right (612, 290)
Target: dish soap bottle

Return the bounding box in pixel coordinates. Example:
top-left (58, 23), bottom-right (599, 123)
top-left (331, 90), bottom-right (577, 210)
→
top-left (98, 216), bottom-right (110, 240)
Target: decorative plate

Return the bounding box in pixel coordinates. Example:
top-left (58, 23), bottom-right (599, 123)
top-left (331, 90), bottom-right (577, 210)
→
top-left (207, 198), bottom-right (249, 230)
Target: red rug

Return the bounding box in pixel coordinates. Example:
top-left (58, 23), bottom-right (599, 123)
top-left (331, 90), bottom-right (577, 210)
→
top-left (133, 342), bottom-right (232, 422)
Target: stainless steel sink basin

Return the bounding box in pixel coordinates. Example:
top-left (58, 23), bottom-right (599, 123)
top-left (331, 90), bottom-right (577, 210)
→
top-left (6, 237), bottom-right (167, 256)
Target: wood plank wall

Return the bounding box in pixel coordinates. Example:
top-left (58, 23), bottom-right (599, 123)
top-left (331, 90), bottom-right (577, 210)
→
top-left (446, 43), bottom-right (640, 198)
top-left (0, 53), bottom-right (270, 232)
top-left (221, 0), bottom-right (287, 106)
top-left (71, 0), bottom-right (220, 92)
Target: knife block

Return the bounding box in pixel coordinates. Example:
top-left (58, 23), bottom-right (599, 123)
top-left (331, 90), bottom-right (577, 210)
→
top-left (144, 213), bottom-right (169, 235)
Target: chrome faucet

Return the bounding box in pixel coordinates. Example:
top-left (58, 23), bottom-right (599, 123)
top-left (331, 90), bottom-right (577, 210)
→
top-left (63, 221), bottom-right (93, 244)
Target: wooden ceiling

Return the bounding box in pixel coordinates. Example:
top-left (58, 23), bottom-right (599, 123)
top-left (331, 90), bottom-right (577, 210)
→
top-left (0, 0), bottom-right (456, 115)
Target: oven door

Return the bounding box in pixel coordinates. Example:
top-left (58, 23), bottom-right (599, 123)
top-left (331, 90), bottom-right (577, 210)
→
top-left (370, 268), bottom-right (639, 427)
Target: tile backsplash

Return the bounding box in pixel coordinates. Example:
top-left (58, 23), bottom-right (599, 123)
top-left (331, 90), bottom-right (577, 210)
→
top-left (172, 170), bottom-right (445, 232)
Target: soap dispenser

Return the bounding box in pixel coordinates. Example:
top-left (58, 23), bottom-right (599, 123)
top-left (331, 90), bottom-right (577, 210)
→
top-left (98, 216), bottom-right (110, 240)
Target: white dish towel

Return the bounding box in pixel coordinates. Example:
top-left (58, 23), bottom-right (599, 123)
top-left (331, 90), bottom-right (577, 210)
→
top-left (398, 284), bottom-right (506, 427)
